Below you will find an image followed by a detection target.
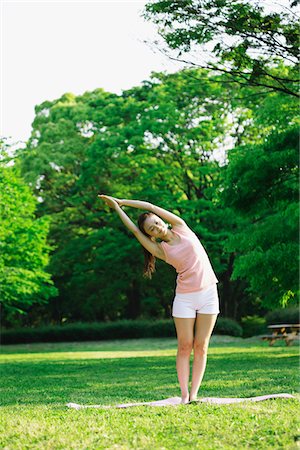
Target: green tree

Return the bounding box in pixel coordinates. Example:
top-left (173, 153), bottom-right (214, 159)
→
top-left (74, 70), bottom-right (248, 320)
top-left (0, 142), bottom-right (57, 326)
top-left (18, 66), bottom-right (296, 324)
top-left (19, 70), bottom-right (245, 323)
top-left (144, 0), bottom-right (299, 97)
top-left (222, 127), bottom-right (299, 309)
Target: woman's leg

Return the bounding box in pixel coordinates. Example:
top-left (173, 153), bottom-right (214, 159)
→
top-left (173, 317), bottom-right (195, 404)
top-left (189, 313), bottom-right (218, 401)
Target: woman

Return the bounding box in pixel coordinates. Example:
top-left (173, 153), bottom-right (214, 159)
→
top-left (98, 194), bottom-right (219, 404)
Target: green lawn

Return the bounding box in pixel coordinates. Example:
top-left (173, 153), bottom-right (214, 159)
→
top-left (1, 336), bottom-right (299, 449)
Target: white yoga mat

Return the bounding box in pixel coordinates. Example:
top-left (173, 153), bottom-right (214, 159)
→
top-left (66, 393), bottom-right (296, 410)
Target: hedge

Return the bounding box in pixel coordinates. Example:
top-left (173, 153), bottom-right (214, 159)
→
top-left (1, 317), bottom-right (243, 344)
top-left (241, 315), bottom-right (267, 338)
top-left (264, 307), bottom-right (299, 326)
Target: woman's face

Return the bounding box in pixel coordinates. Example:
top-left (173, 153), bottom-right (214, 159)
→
top-left (144, 214), bottom-right (168, 239)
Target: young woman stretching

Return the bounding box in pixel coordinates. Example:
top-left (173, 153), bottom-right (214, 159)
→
top-left (99, 195), bottom-right (219, 404)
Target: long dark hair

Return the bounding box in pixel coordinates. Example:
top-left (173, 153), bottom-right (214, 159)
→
top-left (137, 212), bottom-right (156, 279)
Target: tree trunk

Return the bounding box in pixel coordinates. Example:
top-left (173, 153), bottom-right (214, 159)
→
top-left (220, 253), bottom-right (235, 317)
top-left (125, 279), bottom-right (140, 319)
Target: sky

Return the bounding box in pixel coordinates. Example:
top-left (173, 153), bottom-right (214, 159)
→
top-left (1, 0), bottom-right (183, 145)
top-left (2, 0), bottom-right (294, 146)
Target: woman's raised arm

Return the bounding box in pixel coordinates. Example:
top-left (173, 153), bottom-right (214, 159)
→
top-left (98, 195), bottom-right (165, 259)
top-left (98, 195), bottom-right (139, 234)
top-left (148, 203), bottom-right (185, 227)
top-left (112, 197), bottom-right (185, 227)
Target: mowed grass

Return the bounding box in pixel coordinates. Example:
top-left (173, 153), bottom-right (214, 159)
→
top-left (1, 336), bottom-right (299, 450)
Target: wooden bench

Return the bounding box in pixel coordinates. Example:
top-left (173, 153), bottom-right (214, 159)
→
top-left (261, 324), bottom-right (300, 346)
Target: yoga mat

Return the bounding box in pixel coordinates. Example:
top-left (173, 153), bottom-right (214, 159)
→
top-left (66, 393), bottom-right (296, 410)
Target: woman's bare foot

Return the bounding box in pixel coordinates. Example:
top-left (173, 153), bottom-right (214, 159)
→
top-left (180, 394), bottom-right (190, 404)
top-left (189, 395), bottom-right (198, 402)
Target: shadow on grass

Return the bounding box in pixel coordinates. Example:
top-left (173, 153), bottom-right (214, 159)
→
top-left (1, 349), bottom-right (298, 407)
top-left (3, 336), bottom-right (290, 355)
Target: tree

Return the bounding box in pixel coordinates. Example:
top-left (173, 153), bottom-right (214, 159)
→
top-left (144, 0), bottom-right (299, 97)
top-left (222, 127), bottom-right (299, 309)
top-left (0, 141), bottom-right (57, 326)
top-left (18, 70), bottom-right (246, 323)
top-left (18, 66), bottom-right (296, 324)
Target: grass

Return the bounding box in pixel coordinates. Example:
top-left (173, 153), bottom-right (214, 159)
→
top-left (1, 336), bottom-right (299, 449)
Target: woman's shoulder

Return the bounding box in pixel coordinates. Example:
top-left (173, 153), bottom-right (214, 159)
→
top-left (171, 222), bottom-right (193, 235)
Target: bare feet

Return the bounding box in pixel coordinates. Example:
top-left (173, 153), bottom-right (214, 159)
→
top-left (189, 395), bottom-right (198, 403)
top-left (180, 394), bottom-right (190, 404)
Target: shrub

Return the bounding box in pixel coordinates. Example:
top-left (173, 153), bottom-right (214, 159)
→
top-left (264, 307), bottom-right (299, 326)
top-left (214, 318), bottom-right (243, 337)
top-left (241, 315), bottom-right (267, 337)
top-left (1, 317), bottom-right (243, 345)
top-left (1, 320), bottom-right (175, 344)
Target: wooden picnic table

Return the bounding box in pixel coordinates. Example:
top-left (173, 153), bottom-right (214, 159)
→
top-left (261, 324), bottom-right (300, 346)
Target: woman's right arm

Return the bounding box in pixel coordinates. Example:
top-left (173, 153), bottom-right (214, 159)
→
top-left (99, 195), bottom-right (139, 233)
top-left (116, 204), bottom-right (139, 234)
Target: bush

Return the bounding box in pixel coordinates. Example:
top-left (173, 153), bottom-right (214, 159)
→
top-left (1, 317), bottom-right (243, 345)
top-left (214, 318), bottom-right (243, 337)
top-left (1, 320), bottom-right (174, 344)
top-left (241, 315), bottom-right (267, 337)
top-left (264, 307), bottom-right (299, 326)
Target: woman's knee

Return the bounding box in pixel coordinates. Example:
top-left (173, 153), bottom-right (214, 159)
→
top-left (193, 339), bottom-right (209, 357)
top-left (177, 339), bottom-right (194, 356)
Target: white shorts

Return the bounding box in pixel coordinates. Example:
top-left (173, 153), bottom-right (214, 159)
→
top-left (172, 284), bottom-right (220, 318)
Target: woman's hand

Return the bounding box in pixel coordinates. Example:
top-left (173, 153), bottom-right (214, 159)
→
top-left (112, 197), bottom-right (124, 207)
top-left (98, 194), bottom-right (119, 210)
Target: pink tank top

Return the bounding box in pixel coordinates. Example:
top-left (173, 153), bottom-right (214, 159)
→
top-left (160, 223), bottom-right (218, 294)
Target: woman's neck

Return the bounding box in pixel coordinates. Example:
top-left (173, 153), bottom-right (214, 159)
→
top-left (162, 229), bottom-right (179, 244)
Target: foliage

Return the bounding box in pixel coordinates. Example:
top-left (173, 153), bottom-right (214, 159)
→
top-left (144, 0), bottom-right (299, 97)
top-left (0, 142), bottom-right (57, 322)
top-left (264, 307), bottom-right (299, 325)
top-left (213, 317), bottom-right (242, 337)
top-left (222, 127), bottom-right (299, 309)
top-left (240, 315), bottom-right (267, 337)
top-left (16, 69), bottom-right (247, 324)
top-left (7, 64), bottom-right (298, 327)
top-left (2, 316), bottom-right (242, 344)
